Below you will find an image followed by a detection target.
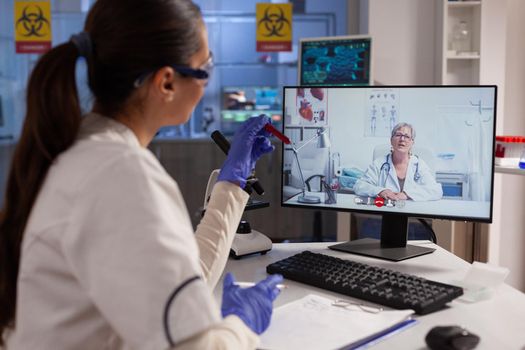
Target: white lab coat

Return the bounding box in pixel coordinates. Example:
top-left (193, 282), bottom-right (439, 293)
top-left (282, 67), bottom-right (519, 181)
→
top-left (353, 154), bottom-right (443, 201)
top-left (7, 113), bottom-right (258, 349)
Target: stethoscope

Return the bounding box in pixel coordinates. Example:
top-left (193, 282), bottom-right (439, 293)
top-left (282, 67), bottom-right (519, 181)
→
top-left (379, 153), bottom-right (421, 187)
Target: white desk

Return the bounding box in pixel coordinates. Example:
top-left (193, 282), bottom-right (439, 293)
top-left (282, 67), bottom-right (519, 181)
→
top-left (214, 242), bottom-right (525, 349)
top-left (284, 192), bottom-right (490, 220)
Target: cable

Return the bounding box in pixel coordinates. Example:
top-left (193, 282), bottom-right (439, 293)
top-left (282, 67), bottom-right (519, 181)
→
top-left (284, 191), bottom-right (304, 202)
top-left (418, 218), bottom-right (437, 244)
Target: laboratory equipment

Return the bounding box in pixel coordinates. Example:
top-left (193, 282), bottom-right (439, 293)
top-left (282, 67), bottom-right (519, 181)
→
top-left (267, 250), bottom-right (463, 315)
top-left (220, 86), bottom-right (282, 135)
top-left (209, 129), bottom-right (273, 258)
top-left (495, 135), bottom-right (525, 168)
top-left (451, 21), bottom-right (472, 55)
top-left (298, 35), bottom-right (372, 86)
top-left (230, 220), bottom-right (272, 259)
top-left (264, 123), bottom-right (291, 144)
top-left (292, 127), bottom-right (331, 204)
top-left (203, 169), bottom-right (272, 259)
top-left (281, 85), bottom-right (497, 261)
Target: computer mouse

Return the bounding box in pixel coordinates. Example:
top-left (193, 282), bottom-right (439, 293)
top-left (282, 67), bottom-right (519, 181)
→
top-left (425, 325), bottom-right (480, 350)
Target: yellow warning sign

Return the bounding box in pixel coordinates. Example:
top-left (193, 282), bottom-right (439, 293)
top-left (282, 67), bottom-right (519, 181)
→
top-left (15, 1), bottom-right (52, 53)
top-left (256, 3), bottom-right (292, 52)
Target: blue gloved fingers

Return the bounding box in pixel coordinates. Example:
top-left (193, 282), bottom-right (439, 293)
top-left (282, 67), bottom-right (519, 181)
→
top-left (256, 274), bottom-right (284, 301)
top-left (257, 123), bottom-right (273, 139)
top-left (217, 115), bottom-right (272, 188)
top-left (221, 272), bottom-right (276, 334)
top-left (263, 273), bottom-right (284, 287)
top-left (249, 114), bottom-right (271, 135)
top-left (257, 136), bottom-right (274, 151)
top-left (236, 115), bottom-right (270, 139)
top-left (252, 136), bottom-right (275, 159)
top-left (223, 272), bottom-right (237, 289)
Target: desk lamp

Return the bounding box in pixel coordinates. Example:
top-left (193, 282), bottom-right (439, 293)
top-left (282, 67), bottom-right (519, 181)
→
top-left (292, 127), bottom-right (331, 204)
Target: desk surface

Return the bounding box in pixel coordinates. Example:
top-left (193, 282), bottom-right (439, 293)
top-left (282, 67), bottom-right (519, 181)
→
top-left (284, 192), bottom-right (490, 220)
top-left (214, 242), bottom-right (525, 349)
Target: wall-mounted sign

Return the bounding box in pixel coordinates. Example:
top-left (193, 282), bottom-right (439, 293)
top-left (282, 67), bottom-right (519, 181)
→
top-left (15, 1), bottom-right (52, 54)
top-left (256, 3), bottom-right (292, 52)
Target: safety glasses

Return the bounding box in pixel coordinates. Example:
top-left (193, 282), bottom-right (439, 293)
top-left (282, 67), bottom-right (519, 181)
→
top-left (133, 52), bottom-right (213, 88)
top-left (172, 52), bottom-right (213, 80)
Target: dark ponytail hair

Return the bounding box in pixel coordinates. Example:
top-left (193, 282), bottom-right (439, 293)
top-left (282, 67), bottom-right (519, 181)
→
top-left (0, 0), bottom-right (203, 341)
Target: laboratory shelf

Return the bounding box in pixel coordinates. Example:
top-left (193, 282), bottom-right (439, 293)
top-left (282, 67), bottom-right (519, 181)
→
top-left (446, 54), bottom-right (480, 59)
top-left (448, 1), bottom-right (481, 8)
top-left (494, 166), bottom-right (525, 176)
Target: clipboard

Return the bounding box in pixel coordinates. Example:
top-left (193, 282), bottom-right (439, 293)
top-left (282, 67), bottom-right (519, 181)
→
top-left (259, 294), bottom-right (416, 350)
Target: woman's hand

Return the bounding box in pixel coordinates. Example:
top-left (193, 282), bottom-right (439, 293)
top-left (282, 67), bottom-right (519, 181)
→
top-left (217, 115), bottom-right (274, 188)
top-left (379, 190), bottom-right (409, 201)
top-left (379, 189), bottom-right (398, 200)
top-left (221, 272), bottom-right (283, 334)
top-left (395, 191), bottom-right (409, 200)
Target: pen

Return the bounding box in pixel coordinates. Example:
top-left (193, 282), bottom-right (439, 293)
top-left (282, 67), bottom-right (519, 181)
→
top-left (234, 282), bottom-right (287, 290)
top-left (264, 123), bottom-right (291, 145)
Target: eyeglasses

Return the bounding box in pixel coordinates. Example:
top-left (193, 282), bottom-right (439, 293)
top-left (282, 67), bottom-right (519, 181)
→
top-left (133, 52), bottom-right (213, 88)
top-left (172, 52), bottom-right (213, 80)
top-left (393, 133), bottom-right (413, 140)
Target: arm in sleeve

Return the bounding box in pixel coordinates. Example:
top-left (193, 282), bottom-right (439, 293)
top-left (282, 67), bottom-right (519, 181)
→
top-left (194, 181), bottom-right (249, 289)
top-left (174, 316), bottom-right (258, 350)
top-left (353, 161), bottom-right (385, 197)
top-left (62, 151), bottom-right (230, 348)
top-left (404, 159), bottom-right (443, 201)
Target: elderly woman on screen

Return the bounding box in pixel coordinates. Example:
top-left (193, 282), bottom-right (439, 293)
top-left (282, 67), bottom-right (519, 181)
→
top-left (353, 122), bottom-right (442, 201)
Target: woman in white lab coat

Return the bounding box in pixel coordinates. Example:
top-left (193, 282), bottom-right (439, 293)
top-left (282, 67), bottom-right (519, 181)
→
top-left (0, 1), bottom-right (282, 349)
top-left (353, 123), bottom-right (443, 201)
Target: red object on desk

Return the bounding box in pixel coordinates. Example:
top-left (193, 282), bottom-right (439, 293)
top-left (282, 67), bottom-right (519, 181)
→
top-left (374, 196), bottom-right (385, 207)
top-left (264, 123), bottom-right (291, 144)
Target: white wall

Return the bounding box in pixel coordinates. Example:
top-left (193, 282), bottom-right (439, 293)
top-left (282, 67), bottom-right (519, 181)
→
top-left (493, 0), bottom-right (525, 291)
top-left (366, 0), bottom-right (436, 85)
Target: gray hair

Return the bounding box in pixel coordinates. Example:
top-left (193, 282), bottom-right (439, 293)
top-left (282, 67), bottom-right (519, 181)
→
top-left (391, 122), bottom-right (415, 140)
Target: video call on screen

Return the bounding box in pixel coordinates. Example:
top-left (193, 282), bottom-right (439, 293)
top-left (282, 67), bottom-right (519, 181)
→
top-left (282, 86), bottom-right (496, 221)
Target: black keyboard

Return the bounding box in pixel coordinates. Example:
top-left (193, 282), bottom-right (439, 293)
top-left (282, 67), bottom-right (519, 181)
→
top-left (266, 251), bottom-right (463, 315)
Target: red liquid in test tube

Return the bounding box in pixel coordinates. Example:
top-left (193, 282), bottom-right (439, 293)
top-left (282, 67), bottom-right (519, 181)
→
top-left (264, 124), bottom-right (291, 144)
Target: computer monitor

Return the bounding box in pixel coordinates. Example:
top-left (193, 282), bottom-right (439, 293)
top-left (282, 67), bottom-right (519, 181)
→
top-left (298, 35), bottom-right (372, 86)
top-left (281, 85), bottom-right (497, 261)
top-left (220, 86), bottom-right (282, 135)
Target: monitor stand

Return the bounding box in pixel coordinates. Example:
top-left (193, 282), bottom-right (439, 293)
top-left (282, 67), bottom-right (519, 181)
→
top-left (328, 213), bottom-right (435, 262)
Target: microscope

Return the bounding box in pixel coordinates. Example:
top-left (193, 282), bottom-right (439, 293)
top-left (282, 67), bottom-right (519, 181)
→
top-left (202, 169), bottom-right (273, 259)
top-left (205, 131), bottom-right (273, 259)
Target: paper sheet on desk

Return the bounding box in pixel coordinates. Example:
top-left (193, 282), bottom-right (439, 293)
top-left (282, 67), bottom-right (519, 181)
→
top-left (260, 294), bottom-right (414, 350)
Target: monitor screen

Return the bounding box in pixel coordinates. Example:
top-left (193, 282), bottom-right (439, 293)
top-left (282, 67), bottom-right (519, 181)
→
top-left (298, 35), bottom-right (372, 86)
top-left (221, 86), bottom-right (282, 135)
top-left (281, 86), bottom-right (497, 260)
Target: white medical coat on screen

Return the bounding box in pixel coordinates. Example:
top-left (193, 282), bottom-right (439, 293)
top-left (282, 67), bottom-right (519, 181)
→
top-left (9, 114), bottom-right (221, 349)
top-left (353, 154), bottom-right (443, 201)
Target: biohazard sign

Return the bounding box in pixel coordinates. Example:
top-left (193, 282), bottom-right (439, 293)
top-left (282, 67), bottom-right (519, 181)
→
top-left (15, 1), bottom-right (52, 54)
top-left (256, 3), bottom-right (292, 52)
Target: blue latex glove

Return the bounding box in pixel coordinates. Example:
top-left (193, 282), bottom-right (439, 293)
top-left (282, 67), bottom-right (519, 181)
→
top-left (221, 272), bottom-right (284, 335)
top-left (217, 115), bottom-right (275, 188)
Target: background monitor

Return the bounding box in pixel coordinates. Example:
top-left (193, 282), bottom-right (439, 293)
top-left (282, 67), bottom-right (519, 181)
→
top-left (281, 85), bottom-right (497, 261)
top-left (220, 86), bottom-right (282, 135)
top-left (298, 35), bottom-right (372, 86)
